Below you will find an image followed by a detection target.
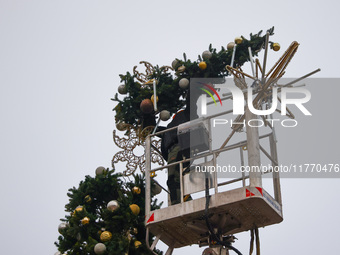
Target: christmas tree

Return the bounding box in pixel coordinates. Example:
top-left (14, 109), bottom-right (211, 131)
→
top-left (55, 167), bottom-right (162, 255)
top-left (55, 26), bottom-right (281, 255)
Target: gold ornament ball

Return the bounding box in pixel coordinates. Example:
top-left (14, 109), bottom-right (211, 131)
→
top-left (134, 240), bottom-right (142, 248)
top-left (198, 61), bottom-right (207, 70)
top-left (150, 95), bottom-right (158, 104)
top-left (227, 42), bottom-right (235, 50)
top-left (85, 195), bottom-right (92, 203)
top-left (234, 37), bottom-right (243, 44)
top-left (130, 204), bottom-right (140, 216)
top-left (140, 99), bottom-right (154, 114)
top-left (177, 65), bottom-right (186, 73)
top-left (81, 216), bottom-right (90, 225)
top-left (75, 205), bottom-right (83, 212)
top-left (132, 186), bottom-right (141, 194)
top-left (72, 205), bottom-right (84, 216)
top-left (100, 231), bottom-right (113, 242)
top-left (107, 200), bottom-right (119, 212)
top-left (94, 243), bottom-right (106, 255)
top-left (272, 42), bottom-right (280, 51)
top-left (132, 228), bottom-right (138, 235)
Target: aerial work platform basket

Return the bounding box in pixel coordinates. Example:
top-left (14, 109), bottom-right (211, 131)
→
top-left (146, 186), bottom-right (282, 249)
top-left (144, 109), bottom-right (283, 254)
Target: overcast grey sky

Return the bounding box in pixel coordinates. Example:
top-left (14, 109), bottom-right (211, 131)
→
top-left (0, 1), bottom-right (339, 254)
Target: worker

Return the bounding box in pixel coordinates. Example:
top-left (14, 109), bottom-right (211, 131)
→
top-left (161, 91), bottom-right (200, 205)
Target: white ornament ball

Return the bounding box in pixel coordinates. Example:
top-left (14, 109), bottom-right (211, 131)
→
top-left (179, 78), bottom-right (190, 90)
top-left (95, 166), bottom-right (106, 175)
top-left (202, 50), bottom-right (212, 60)
top-left (58, 223), bottom-right (68, 234)
top-left (94, 243), bottom-right (107, 255)
top-left (227, 42), bottom-right (235, 50)
top-left (118, 84), bottom-right (127, 95)
top-left (171, 59), bottom-right (179, 69)
top-left (107, 200), bottom-right (119, 212)
top-left (160, 110), bottom-right (171, 121)
top-left (54, 252), bottom-right (61, 255)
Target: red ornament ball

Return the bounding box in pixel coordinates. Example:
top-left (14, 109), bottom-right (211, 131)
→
top-left (140, 99), bottom-right (154, 114)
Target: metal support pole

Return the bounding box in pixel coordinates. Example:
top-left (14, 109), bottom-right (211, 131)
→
top-left (262, 32), bottom-right (270, 83)
top-left (151, 233), bottom-right (162, 250)
top-left (165, 247), bottom-right (174, 255)
top-left (239, 147), bottom-right (246, 187)
top-left (245, 109), bottom-right (262, 187)
top-left (208, 118), bottom-right (213, 153)
top-left (145, 135), bottom-right (151, 221)
top-left (180, 162), bottom-right (184, 203)
top-left (213, 153), bottom-right (218, 194)
top-left (269, 133), bottom-right (282, 205)
top-left (212, 247), bottom-right (221, 255)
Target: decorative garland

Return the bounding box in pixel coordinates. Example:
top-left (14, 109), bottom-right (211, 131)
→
top-left (112, 27), bottom-right (277, 128)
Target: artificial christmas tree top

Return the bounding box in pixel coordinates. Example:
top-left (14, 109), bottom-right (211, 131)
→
top-left (112, 27), bottom-right (276, 129)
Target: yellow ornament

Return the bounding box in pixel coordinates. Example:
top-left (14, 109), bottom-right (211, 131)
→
top-left (272, 42), bottom-right (280, 51)
top-left (132, 186), bottom-right (141, 194)
top-left (150, 95), bottom-right (158, 104)
top-left (129, 204), bottom-right (140, 216)
top-left (72, 205), bottom-right (84, 216)
top-left (75, 206), bottom-right (83, 212)
top-left (100, 231), bottom-right (113, 242)
top-left (85, 195), bottom-right (92, 203)
top-left (81, 216), bottom-right (90, 225)
top-left (234, 37), bottom-right (243, 44)
top-left (134, 240), bottom-right (142, 248)
top-left (198, 61), bottom-right (207, 70)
